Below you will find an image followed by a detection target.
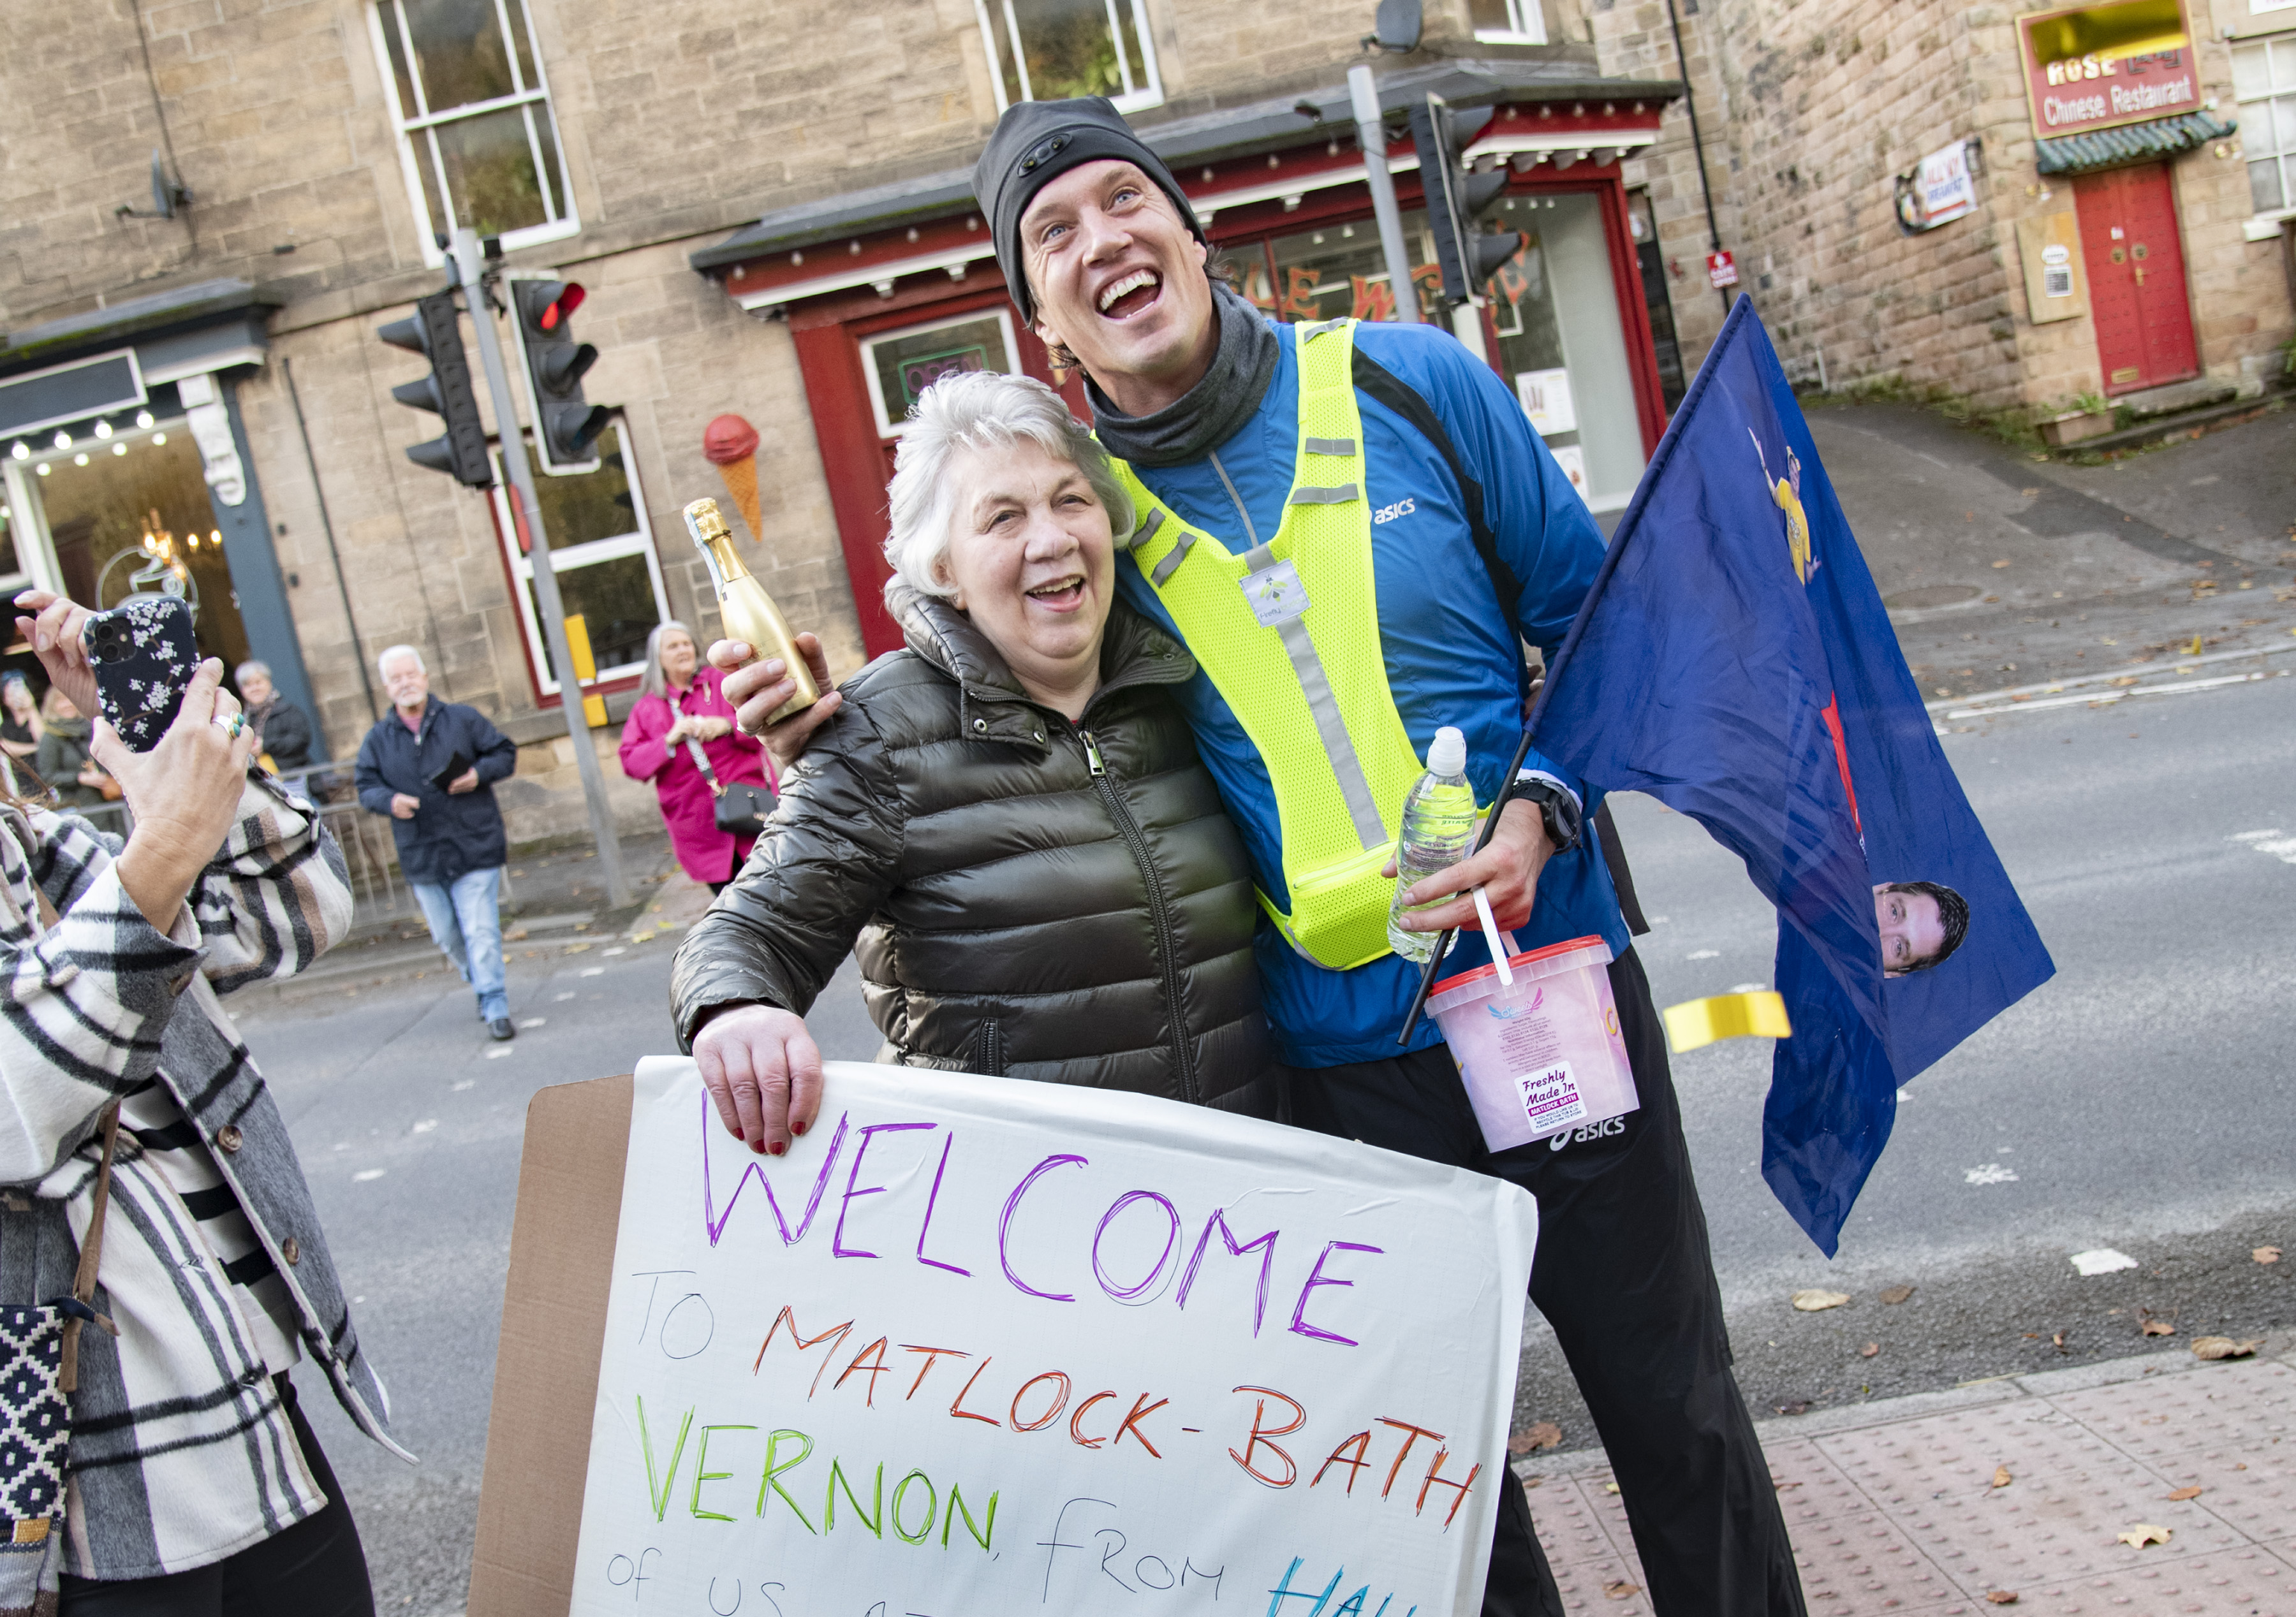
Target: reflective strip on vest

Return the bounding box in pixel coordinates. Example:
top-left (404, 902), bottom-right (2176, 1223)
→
top-left (1109, 319), bottom-right (1439, 971)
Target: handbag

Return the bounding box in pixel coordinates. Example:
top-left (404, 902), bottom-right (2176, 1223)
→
top-left (685, 737), bottom-right (775, 837)
top-left (0, 1103), bottom-right (121, 1613)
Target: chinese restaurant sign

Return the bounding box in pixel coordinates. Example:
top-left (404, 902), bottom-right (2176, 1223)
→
top-left (2019, 0), bottom-right (2198, 139)
top-left (570, 1058), bottom-right (1540, 1616)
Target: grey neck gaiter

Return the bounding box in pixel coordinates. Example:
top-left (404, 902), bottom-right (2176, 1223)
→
top-left (1085, 284), bottom-right (1283, 469)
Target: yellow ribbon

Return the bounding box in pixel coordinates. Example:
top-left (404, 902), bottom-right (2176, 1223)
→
top-left (1661, 991), bottom-right (1793, 1054)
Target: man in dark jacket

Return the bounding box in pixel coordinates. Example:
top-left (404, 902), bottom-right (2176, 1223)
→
top-left (355, 644), bottom-right (520, 1039)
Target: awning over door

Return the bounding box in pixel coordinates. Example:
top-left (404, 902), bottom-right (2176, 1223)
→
top-left (691, 59), bottom-right (1680, 314)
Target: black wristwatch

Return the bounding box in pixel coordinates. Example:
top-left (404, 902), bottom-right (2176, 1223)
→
top-left (1512, 775), bottom-right (1584, 855)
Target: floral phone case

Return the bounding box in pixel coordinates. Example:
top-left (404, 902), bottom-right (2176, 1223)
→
top-left (84, 595), bottom-right (201, 752)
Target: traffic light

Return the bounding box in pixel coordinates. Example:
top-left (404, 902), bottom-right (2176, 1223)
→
top-left (1408, 95), bottom-right (1526, 308)
top-left (377, 291), bottom-right (492, 487)
top-left (506, 275), bottom-right (610, 474)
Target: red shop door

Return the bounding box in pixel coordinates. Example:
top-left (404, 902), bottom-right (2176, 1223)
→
top-left (2073, 163), bottom-right (2197, 395)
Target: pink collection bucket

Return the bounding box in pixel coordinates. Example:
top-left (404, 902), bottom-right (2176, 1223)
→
top-left (1427, 935), bottom-right (1640, 1153)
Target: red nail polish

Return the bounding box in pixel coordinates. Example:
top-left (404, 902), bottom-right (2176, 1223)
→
top-left (790, 1120), bottom-right (807, 1137)
top-left (734, 1126), bottom-right (746, 1143)
top-left (767, 1140), bottom-right (787, 1157)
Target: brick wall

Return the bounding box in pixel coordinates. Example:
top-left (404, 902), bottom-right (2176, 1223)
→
top-left (1572, 0), bottom-right (2293, 411)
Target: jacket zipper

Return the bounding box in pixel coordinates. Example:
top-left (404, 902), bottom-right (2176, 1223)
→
top-left (1078, 726), bottom-right (1199, 1104)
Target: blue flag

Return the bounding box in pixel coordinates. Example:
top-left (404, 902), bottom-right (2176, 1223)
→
top-left (1530, 300), bottom-right (2054, 1255)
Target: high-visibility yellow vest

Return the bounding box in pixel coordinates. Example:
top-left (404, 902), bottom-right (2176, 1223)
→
top-left (1109, 318), bottom-right (1456, 971)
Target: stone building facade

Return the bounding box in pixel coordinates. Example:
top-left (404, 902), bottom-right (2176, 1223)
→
top-left (2, 0), bottom-right (1690, 848)
top-left (1583, 0), bottom-right (2296, 411)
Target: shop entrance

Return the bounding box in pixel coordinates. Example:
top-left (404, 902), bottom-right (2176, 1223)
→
top-left (28, 422), bottom-right (253, 673)
top-left (2074, 163), bottom-right (2198, 394)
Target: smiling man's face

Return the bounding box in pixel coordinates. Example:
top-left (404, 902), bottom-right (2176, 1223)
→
top-left (1874, 884), bottom-right (1946, 977)
top-left (1020, 159), bottom-right (1218, 417)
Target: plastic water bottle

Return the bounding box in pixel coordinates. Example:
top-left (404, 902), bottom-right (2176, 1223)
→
top-left (1387, 726), bottom-right (1478, 963)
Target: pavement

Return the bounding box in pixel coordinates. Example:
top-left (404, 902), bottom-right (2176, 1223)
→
top-left (1524, 1341), bottom-right (2296, 1616)
top-left (1799, 398), bottom-right (2296, 696)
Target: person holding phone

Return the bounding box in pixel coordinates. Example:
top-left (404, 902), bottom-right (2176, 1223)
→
top-left (3, 589), bottom-right (401, 1613)
top-left (353, 644), bottom-right (520, 1041)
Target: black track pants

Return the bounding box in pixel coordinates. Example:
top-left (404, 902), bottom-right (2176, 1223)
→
top-left (60, 1375), bottom-right (374, 1617)
top-left (1287, 949), bottom-right (1806, 1617)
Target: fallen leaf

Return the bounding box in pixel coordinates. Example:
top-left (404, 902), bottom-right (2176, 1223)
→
top-left (2191, 1336), bottom-right (2262, 1361)
top-left (1860, 1342), bottom-right (1880, 1358)
top-left (1773, 1479), bottom-right (1804, 1491)
top-left (1603, 1580), bottom-right (1641, 1600)
top-left (1508, 1421), bottom-right (1564, 1455)
top-left (1879, 1285), bottom-right (1915, 1305)
top-left (1992, 1465), bottom-right (2013, 1489)
top-left (1992, 559), bottom-right (2012, 568)
top-left (2052, 1331), bottom-right (2068, 1351)
top-left (1792, 1289), bottom-right (1852, 1312)
top-left (2141, 1319), bottom-right (2175, 1337)
top-left (1985, 1591), bottom-right (2020, 1606)
top-left (2116, 1523), bottom-right (2170, 1547)
top-left (2256, 1246), bottom-right (2281, 1265)
top-left (1603, 1482), bottom-right (1621, 1495)
top-left (2166, 1486), bottom-right (2203, 1501)
top-left (1775, 1400), bottom-right (1811, 1416)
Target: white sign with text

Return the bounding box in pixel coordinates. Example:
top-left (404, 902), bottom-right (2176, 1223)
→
top-left (570, 1058), bottom-right (1538, 1617)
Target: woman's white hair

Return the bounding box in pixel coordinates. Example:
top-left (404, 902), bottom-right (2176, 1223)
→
top-left (881, 370), bottom-right (1132, 603)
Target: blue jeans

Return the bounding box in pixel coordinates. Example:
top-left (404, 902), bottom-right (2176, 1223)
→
top-left (409, 866), bottom-right (508, 1023)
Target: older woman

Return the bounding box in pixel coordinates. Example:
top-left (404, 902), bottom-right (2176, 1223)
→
top-left (672, 370), bottom-right (1274, 1152)
top-left (619, 622), bottom-right (775, 895)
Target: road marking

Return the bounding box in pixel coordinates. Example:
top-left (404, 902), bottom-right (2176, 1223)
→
top-left (519, 1016), bottom-right (547, 1028)
top-left (486, 1046), bottom-right (516, 1059)
top-left (1948, 669), bottom-right (2278, 720)
top-left (554, 991), bottom-right (577, 1001)
top-left (2229, 829), bottom-right (2296, 863)
top-left (411, 1119), bottom-right (437, 1134)
top-left (353, 1169), bottom-right (386, 1183)
top-left (452, 1079), bottom-right (475, 1092)
top-left (580, 967), bottom-right (605, 977)
top-left (1966, 1163), bottom-right (2019, 1184)
top-left (1687, 949), bottom-right (1720, 960)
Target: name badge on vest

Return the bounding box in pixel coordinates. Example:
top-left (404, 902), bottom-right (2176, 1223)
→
top-left (1240, 560), bottom-right (1311, 629)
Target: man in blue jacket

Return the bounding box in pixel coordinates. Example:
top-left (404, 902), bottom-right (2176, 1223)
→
top-left (725, 97), bottom-right (1804, 1617)
top-left (355, 644), bottom-right (521, 1041)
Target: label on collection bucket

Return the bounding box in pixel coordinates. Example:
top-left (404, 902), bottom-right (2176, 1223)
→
top-left (1517, 1058), bottom-right (1589, 1136)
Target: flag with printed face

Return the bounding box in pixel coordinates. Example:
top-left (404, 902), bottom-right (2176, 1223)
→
top-left (1527, 300), bottom-right (2053, 1254)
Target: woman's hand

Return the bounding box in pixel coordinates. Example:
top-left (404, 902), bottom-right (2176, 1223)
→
top-left (693, 1002), bottom-right (822, 1157)
top-left (710, 633), bottom-right (841, 774)
top-left (103, 659), bottom-right (259, 930)
top-left (663, 713), bottom-right (695, 745)
top-left (12, 591), bottom-right (99, 720)
top-left (691, 716), bottom-right (733, 742)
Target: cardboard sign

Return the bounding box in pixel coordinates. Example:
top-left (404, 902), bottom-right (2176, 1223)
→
top-left (2015, 210), bottom-right (2090, 323)
top-left (1707, 251), bottom-right (1739, 289)
top-left (563, 1058), bottom-right (1537, 1617)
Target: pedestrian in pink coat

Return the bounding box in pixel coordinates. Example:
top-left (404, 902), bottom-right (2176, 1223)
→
top-left (619, 622), bottom-right (776, 892)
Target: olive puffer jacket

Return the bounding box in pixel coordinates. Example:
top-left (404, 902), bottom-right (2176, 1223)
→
top-left (670, 590), bottom-right (1278, 1113)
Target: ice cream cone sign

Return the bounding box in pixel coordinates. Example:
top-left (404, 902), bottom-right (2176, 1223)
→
top-left (702, 414), bottom-right (763, 543)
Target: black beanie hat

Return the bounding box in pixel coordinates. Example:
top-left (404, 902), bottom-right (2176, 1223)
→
top-left (972, 96), bottom-right (1205, 328)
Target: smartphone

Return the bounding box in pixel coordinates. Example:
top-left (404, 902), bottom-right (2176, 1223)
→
top-left (84, 595), bottom-right (202, 752)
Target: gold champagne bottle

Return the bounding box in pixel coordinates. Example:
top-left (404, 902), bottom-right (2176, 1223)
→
top-left (683, 497), bottom-right (818, 724)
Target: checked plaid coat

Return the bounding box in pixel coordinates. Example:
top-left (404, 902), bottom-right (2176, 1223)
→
top-left (0, 769), bottom-right (407, 1581)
